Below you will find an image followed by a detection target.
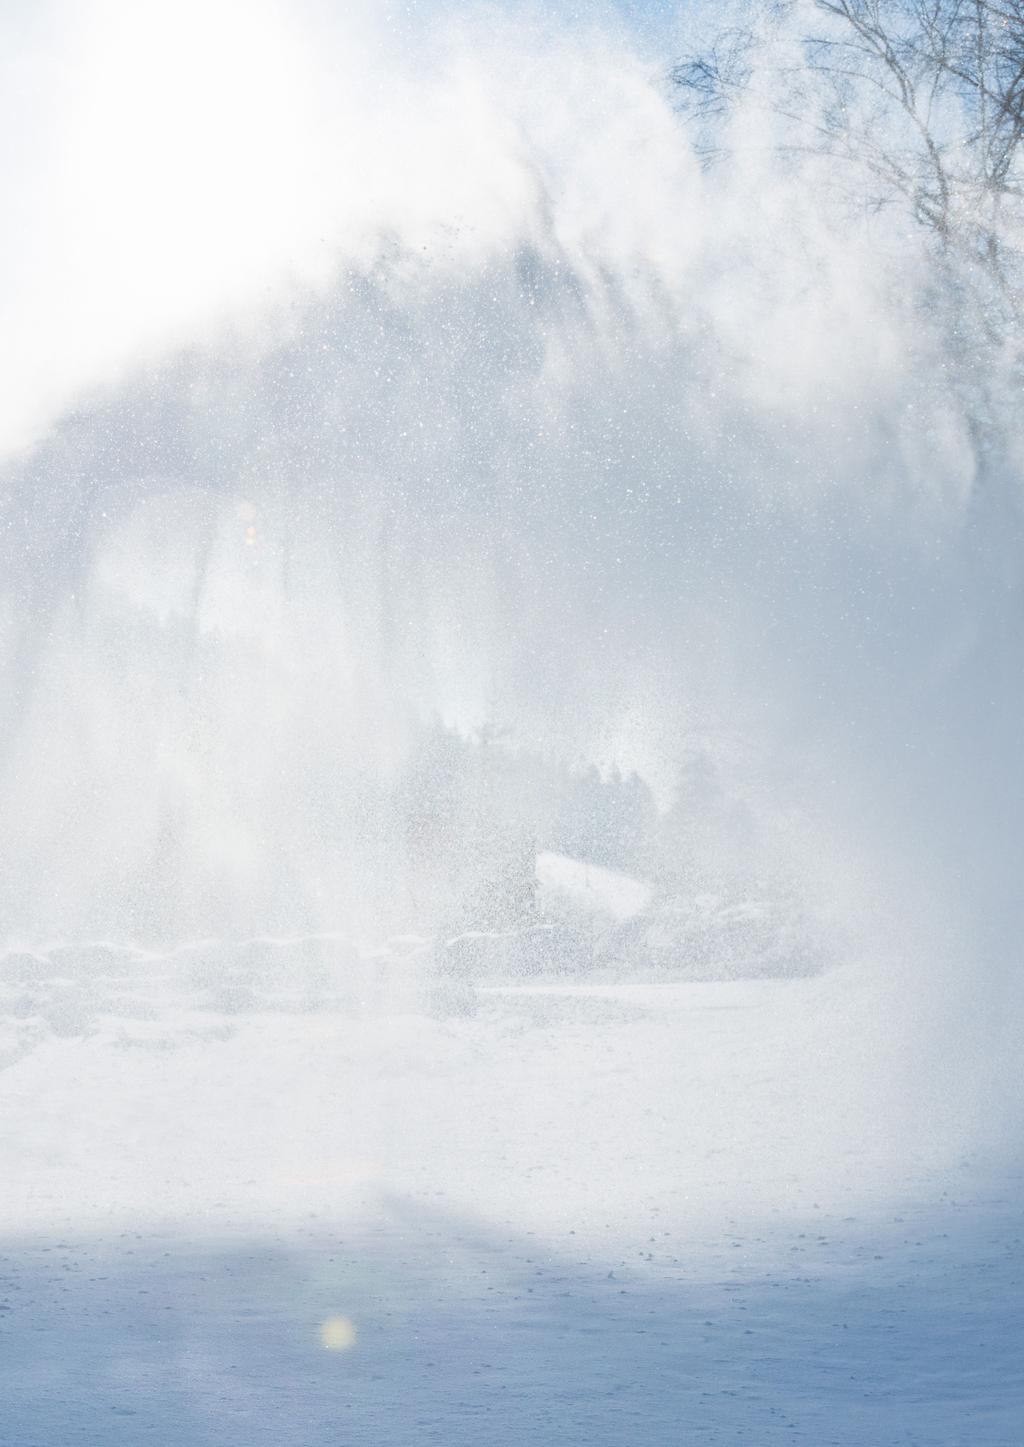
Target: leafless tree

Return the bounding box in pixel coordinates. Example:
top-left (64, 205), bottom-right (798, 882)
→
top-left (674, 2), bottom-right (1024, 305)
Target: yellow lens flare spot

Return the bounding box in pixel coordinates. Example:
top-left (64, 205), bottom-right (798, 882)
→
top-left (319, 1316), bottom-right (357, 1352)
top-left (237, 501), bottom-right (258, 545)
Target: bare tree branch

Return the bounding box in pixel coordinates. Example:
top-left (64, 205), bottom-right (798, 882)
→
top-left (672, 0), bottom-right (1024, 303)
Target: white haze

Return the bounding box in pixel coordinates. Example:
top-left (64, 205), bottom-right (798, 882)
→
top-left (1, 0), bottom-right (1021, 1193)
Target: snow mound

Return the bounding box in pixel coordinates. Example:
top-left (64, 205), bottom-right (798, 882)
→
top-left (536, 851), bottom-right (652, 923)
top-left (0, 934), bottom-right (438, 1052)
top-left (605, 892), bottom-right (826, 980)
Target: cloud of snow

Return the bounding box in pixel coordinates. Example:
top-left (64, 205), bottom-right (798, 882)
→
top-left (0, 0), bottom-right (1021, 1173)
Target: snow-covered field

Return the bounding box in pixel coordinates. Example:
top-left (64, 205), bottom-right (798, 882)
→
top-left (2, 946), bottom-right (1020, 1444)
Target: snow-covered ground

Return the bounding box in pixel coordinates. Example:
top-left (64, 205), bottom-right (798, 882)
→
top-left (1, 944), bottom-right (1020, 1444)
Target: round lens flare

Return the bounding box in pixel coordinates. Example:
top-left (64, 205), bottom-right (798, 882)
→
top-left (319, 1316), bottom-right (357, 1352)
